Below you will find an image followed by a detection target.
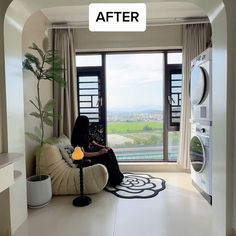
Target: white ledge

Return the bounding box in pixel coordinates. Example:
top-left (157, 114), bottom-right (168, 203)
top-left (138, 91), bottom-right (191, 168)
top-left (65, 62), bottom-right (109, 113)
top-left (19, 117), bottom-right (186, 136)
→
top-left (0, 153), bottom-right (23, 193)
top-left (120, 162), bottom-right (189, 173)
top-left (0, 153), bottom-right (23, 169)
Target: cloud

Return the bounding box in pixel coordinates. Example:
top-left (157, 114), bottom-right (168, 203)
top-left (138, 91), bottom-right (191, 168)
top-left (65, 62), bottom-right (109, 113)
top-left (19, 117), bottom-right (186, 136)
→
top-left (106, 53), bottom-right (165, 110)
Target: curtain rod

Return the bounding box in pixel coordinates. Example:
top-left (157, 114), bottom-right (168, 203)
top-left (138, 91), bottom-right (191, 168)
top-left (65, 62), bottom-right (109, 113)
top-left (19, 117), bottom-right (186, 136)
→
top-left (48, 17), bottom-right (209, 29)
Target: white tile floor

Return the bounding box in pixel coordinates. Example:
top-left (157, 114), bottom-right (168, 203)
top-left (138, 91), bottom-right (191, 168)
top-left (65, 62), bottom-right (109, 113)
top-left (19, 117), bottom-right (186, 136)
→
top-left (13, 172), bottom-right (213, 236)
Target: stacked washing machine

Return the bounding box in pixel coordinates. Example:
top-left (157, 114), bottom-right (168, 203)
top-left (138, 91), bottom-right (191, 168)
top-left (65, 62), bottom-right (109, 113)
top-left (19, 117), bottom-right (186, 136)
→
top-left (189, 47), bottom-right (212, 204)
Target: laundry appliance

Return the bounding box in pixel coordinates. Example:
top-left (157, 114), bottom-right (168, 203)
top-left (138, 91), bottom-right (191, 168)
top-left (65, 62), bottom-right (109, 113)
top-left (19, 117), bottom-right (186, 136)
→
top-left (190, 122), bottom-right (212, 204)
top-left (189, 48), bottom-right (212, 204)
top-left (190, 48), bottom-right (212, 125)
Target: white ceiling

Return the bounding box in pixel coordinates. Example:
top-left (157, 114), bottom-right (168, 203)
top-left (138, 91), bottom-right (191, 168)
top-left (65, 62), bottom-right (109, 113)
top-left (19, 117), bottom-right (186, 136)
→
top-left (41, 2), bottom-right (207, 26)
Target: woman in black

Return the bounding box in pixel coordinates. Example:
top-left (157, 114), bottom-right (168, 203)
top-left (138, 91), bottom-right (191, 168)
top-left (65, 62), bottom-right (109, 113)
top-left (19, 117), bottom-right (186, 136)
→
top-left (71, 115), bottom-right (124, 186)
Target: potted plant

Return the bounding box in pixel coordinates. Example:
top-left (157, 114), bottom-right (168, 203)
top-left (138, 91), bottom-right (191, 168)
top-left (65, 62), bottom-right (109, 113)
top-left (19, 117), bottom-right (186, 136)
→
top-left (23, 37), bottom-right (65, 208)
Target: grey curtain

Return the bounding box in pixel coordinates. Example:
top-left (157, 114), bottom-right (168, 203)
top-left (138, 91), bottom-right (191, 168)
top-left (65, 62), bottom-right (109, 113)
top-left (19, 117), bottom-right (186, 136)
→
top-left (178, 23), bottom-right (212, 169)
top-left (53, 28), bottom-right (78, 139)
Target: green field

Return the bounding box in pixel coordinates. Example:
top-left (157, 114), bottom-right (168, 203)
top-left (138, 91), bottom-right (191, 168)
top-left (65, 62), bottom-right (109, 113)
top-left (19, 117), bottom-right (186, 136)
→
top-left (107, 121), bottom-right (163, 134)
top-left (107, 121), bottom-right (179, 161)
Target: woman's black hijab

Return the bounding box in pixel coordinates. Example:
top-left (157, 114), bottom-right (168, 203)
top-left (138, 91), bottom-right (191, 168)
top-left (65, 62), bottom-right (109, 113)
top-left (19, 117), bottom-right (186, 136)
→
top-left (71, 116), bottom-right (90, 149)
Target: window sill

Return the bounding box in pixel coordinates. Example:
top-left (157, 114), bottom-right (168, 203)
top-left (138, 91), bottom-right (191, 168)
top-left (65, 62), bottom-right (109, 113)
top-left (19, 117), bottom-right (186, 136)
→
top-left (119, 162), bottom-right (189, 173)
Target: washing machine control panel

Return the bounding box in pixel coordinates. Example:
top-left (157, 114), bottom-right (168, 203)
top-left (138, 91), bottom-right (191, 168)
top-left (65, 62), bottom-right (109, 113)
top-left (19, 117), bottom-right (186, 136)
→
top-left (192, 124), bottom-right (211, 147)
top-left (200, 128), bottom-right (206, 133)
top-left (195, 125), bottom-right (210, 134)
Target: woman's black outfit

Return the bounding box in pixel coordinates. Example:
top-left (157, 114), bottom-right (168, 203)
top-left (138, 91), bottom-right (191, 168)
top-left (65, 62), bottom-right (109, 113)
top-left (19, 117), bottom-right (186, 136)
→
top-left (71, 116), bottom-right (124, 186)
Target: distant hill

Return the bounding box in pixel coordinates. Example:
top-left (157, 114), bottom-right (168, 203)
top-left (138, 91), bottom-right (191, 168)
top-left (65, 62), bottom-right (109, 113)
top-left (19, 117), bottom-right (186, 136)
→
top-left (107, 109), bottom-right (163, 122)
top-left (108, 108), bottom-right (163, 115)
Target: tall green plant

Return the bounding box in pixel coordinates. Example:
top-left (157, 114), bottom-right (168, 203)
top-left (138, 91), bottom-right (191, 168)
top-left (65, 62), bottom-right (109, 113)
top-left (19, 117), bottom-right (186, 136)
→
top-left (23, 37), bottom-right (65, 146)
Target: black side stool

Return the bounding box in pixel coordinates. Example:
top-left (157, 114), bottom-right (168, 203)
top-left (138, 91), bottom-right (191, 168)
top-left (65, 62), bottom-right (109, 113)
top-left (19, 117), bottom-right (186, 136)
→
top-left (72, 159), bottom-right (92, 207)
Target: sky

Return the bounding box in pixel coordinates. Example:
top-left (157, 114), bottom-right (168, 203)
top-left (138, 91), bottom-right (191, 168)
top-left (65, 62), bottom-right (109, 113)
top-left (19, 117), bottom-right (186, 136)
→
top-left (106, 53), bottom-right (164, 112)
top-left (76, 52), bottom-right (182, 113)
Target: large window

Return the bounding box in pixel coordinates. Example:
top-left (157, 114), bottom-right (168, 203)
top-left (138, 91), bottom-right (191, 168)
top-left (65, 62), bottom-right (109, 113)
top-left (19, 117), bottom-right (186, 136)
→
top-left (106, 53), bottom-right (164, 161)
top-left (76, 50), bottom-right (182, 162)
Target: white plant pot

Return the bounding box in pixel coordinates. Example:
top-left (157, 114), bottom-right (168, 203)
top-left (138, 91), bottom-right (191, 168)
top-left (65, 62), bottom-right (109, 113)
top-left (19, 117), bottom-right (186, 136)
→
top-left (27, 175), bottom-right (52, 208)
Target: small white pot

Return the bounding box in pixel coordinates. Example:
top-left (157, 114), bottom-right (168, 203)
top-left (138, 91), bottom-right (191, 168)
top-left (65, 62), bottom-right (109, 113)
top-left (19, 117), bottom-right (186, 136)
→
top-left (27, 175), bottom-right (52, 208)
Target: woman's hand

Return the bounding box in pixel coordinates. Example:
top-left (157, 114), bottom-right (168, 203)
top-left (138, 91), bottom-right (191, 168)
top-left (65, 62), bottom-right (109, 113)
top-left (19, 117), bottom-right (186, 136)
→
top-left (92, 140), bottom-right (110, 150)
top-left (98, 148), bottom-right (108, 155)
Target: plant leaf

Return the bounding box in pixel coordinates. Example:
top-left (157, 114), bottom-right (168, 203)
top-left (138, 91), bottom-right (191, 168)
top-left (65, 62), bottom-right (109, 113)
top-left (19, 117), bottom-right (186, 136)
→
top-left (29, 100), bottom-right (39, 110)
top-left (43, 116), bottom-right (53, 126)
top-left (45, 137), bottom-right (59, 145)
top-left (44, 69), bottom-right (66, 86)
top-left (29, 43), bottom-right (44, 60)
top-left (30, 112), bottom-right (40, 118)
top-left (25, 132), bottom-right (41, 143)
top-left (23, 59), bottom-right (35, 73)
top-left (44, 111), bottom-right (54, 117)
top-left (43, 99), bottom-right (55, 112)
top-left (44, 112), bottom-right (61, 120)
top-left (24, 53), bottom-right (41, 72)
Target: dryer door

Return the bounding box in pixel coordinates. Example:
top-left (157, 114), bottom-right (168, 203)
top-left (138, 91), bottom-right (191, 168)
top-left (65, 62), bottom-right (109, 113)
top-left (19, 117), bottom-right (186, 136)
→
top-left (190, 66), bottom-right (207, 106)
top-left (190, 135), bottom-right (206, 172)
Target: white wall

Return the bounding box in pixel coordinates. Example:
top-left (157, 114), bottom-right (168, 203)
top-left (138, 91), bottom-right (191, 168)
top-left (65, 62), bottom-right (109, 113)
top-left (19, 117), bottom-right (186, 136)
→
top-left (3, 1), bottom-right (28, 233)
top-left (0, 0), bottom-right (11, 154)
top-left (74, 25), bottom-right (182, 51)
top-left (223, 0), bottom-right (236, 233)
top-left (22, 11), bottom-right (52, 177)
top-left (0, 0), bottom-right (22, 234)
top-left (210, 1), bottom-right (236, 235)
top-left (210, 4), bottom-right (228, 235)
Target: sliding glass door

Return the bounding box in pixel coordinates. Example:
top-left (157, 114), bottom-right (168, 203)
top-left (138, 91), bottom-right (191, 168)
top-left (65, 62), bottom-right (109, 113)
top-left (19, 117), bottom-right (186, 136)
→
top-left (106, 53), bottom-right (164, 161)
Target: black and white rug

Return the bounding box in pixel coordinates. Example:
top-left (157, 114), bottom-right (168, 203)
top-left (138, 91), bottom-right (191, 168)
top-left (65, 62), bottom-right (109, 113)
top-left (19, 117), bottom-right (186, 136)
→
top-left (105, 173), bottom-right (166, 199)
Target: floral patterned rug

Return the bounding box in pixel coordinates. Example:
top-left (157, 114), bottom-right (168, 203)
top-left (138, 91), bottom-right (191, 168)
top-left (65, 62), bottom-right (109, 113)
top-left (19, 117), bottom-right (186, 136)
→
top-left (105, 173), bottom-right (166, 199)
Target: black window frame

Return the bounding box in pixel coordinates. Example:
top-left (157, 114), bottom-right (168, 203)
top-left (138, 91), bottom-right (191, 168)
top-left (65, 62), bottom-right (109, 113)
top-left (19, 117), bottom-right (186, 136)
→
top-left (76, 54), bottom-right (107, 145)
top-left (166, 65), bottom-right (182, 131)
top-left (76, 50), bottom-right (182, 162)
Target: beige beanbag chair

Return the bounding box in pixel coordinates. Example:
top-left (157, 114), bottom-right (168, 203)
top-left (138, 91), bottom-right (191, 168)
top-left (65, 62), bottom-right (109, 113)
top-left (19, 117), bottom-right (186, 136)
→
top-left (36, 144), bottom-right (108, 195)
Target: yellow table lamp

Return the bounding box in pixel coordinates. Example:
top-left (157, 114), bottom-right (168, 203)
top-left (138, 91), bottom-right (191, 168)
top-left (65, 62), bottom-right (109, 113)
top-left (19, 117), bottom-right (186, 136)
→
top-left (72, 147), bottom-right (84, 161)
top-left (71, 146), bottom-right (91, 207)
